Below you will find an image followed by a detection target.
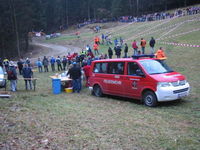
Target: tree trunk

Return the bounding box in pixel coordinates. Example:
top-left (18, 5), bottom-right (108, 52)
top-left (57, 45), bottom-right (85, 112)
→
top-left (87, 1), bottom-right (90, 20)
top-left (10, 0), bottom-right (21, 58)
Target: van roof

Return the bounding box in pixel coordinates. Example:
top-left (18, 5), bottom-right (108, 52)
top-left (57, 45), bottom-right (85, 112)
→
top-left (93, 57), bottom-right (156, 63)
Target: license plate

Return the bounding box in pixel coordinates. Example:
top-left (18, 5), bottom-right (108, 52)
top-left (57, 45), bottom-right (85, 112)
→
top-left (178, 92), bottom-right (187, 98)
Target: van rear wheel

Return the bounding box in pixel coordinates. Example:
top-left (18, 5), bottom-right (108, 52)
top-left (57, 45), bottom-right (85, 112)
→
top-left (93, 85), bottom-right (103, 97)
top-left (143, 91), bottom-right (158, 107)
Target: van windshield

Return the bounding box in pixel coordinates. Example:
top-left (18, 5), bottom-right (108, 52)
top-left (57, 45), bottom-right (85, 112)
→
top-left (139, 60), bottom-right (173, 75)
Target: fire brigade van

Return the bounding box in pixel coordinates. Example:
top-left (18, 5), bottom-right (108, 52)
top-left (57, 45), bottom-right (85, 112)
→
top-left (88, 55), bottom-right (190, 107)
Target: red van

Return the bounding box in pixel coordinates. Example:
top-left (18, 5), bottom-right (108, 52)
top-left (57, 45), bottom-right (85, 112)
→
top-left (88, 55), bottom-right (190, 107)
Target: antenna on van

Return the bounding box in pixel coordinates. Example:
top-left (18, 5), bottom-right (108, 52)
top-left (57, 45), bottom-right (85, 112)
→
top-left (132, 54), bottom-right (155, 59)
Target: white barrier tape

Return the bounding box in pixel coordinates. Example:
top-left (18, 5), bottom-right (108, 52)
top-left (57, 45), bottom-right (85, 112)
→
top-left (158, 41), bottom-right (200, 48)
top-left (158, 28), bottom-right (200, 40)
top-left (126, 17), bottom-right (200, 42)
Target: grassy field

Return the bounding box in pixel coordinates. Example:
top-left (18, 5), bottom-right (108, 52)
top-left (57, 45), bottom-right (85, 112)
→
top-left (1, 14), bottom-right (200, 149)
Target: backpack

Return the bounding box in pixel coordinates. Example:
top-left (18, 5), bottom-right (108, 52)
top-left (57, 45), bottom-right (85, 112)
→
top-left (7, 68), bottom-right (16, 80)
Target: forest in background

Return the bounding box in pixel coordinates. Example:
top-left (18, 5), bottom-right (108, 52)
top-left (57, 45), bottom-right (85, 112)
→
top-left (0, 0), bottom-right (199, 58)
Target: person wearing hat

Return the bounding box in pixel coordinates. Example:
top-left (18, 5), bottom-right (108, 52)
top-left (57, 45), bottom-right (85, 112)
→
top-left (7, 61), bottom-right (17, 92)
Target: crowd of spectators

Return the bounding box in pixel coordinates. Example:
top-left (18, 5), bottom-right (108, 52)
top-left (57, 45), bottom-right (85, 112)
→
top-left (77, 6), bottom-right (200, 28)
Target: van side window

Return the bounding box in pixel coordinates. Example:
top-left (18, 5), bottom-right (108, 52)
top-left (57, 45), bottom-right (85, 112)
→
top-left (128, 62), bottom-right (142, 76)
top-left (108, 62), bottom-right (124, 74)
top-left (93, 63), bottom-right (108, 73)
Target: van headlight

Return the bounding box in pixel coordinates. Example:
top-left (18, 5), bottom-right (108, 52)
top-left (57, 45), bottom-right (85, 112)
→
top-left (158, 82), bottom-right (171, 87)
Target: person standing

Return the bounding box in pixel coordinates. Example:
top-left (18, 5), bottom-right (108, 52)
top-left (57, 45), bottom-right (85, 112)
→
top-left (7, 61), bottom-right (17, 92)
top-left (114, 45), bottom-right (122, 58)
top-left (108, 47), bottom-right (113, 59)
top-left (140, 38), bottom-right (146, 54)
top-left (17, 59), bottom-right (24, 75)
top-left (50, 56), bottom-right (56, 72)
top-left (56, 56), bottom-right (62, 71)
top-left (124, 43), bottom-right (128, 58)
top-left (22, 63), bottom-right (33, 90)
top-left (67, 62), bottom-right (82, 93)
top-left (149, 37), bottom-right (156, 54)
top-left (3, 58), bottom-right (9, 71)
top-left (62, 56), bottom-right (67, 71)
top-left (132, 40), bottom-right (138, 55)
top-left (42, 56), bottom-right (49, 72)
top-left (36, 58), bottom-right (43, 72)
top-left (93, 43), bottom-right (99, 55)
top-left (82, 63), bottom-right (91, 87)
top-left (101, 34), bottom-right (105, 44)
top-left (155, 47), bottom-right (167, 61)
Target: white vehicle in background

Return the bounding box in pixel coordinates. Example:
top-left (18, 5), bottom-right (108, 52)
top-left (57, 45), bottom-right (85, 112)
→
top-left (0, 66), bottom-right (6, 88)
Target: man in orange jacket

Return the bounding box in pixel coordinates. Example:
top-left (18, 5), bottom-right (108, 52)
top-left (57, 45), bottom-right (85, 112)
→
top-left (140, 38), bottom-right (146, 54)
top-left (155, 47), bottom-right (167, 60)
top-left (93, 43), bottom-right (99, 55)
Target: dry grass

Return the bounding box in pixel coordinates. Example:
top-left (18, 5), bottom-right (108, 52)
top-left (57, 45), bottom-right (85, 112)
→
top-left (1, 13), bottom-right (200, 150)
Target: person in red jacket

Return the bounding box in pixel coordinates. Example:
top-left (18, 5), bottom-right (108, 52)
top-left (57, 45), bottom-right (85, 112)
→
top-left (132, 40), bottom-right (138, 55)
top-left (82, 63), bottom-right (91, 87)
top-left (93, 43), bottom-right (99, 55)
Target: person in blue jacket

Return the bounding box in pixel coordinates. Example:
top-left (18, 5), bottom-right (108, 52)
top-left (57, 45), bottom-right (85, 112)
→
top-left (22, 63), bottom-right (33, 90)
top-left (50, 56), bottom-right (56, 72)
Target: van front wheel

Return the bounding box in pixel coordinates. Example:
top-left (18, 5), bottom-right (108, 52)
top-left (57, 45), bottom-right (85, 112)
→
top-left (93, 85), bottom-right (103, 97)
top-left (143, 91), bottom-right (158, 107)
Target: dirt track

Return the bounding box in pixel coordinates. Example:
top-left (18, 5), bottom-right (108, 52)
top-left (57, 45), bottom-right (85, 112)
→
top-left (29, 40), bottom-right (82, 62)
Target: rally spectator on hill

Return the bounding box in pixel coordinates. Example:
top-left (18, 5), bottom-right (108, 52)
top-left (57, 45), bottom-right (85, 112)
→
top-left (140, 38), bottom-right (147, 54)
top-left (62, 56), bottom-right (67, 71)
top-left (7, 61), bottom-right (17, 92)
top-left (86, 45), bottom-right (92, 53)
top-left (101, 34), bottom-right (105, 44)
top-left (124, 43), bottom-right (128, 58)
top-left (82, 63), bottom-right (91, 87)
top-left (114, 38), bottom-right (118, 46)
top-left (132, 40), bottom-right (138, 55)
top-left (56, 56), bottom-right (62, 71)
top-left (93, 43), bottom-right (99, 55)
top-left (108, 47), bottom-right (113, 59)
top-left (42, 56), bottom-right (49, 72)
top-left (114, 45), bottom-right (122, 58)
top-left (119, 37), bottom-right (123, 46)
top-left (155, 47), bottom-right (167, 61)
top-left (22, 63), bottom-right (33, 90)
top-left (25, 58), bottom-right (31, 66)
top-left (94, 36), bottom-right (100, 45)
top-left (149, 37), bottom-right (156, 54)
top-left (67, 62), bottom-right (82, 93)
top-left (17, 59), bottom-right (24, 75)
top-left (3, 58), bottom-right (9, 71)
top-left (36, 58), bottom-right (43, 72)
top-left (50, 56), bottom-right (56, 72)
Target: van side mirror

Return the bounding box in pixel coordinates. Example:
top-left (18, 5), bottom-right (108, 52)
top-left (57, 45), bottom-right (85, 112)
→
top-left (136, 69), bottom-right (145, 77)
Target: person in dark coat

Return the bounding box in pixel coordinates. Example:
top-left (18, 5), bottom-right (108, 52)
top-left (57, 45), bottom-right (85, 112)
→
top-left (149, 37), bottom-right (156, 54)
top-left (114, 45), bottom-right (122, 58)
top-left (17, 59), bottom-right (24, 75)
top-left (108, 47), bottom-right (113, 59)
top-left (124, 43), bottom-right (128, 58)
top-left (42, 56), bottom-right (49, 72)
top-left (67, 62), bottom-right (82, 93)
top-left (22, 63), bottom-right (33, 90)
top-left (56, 56), bottom-right (62, 71)
top-left (7, 61), bottom-right (17, 92)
